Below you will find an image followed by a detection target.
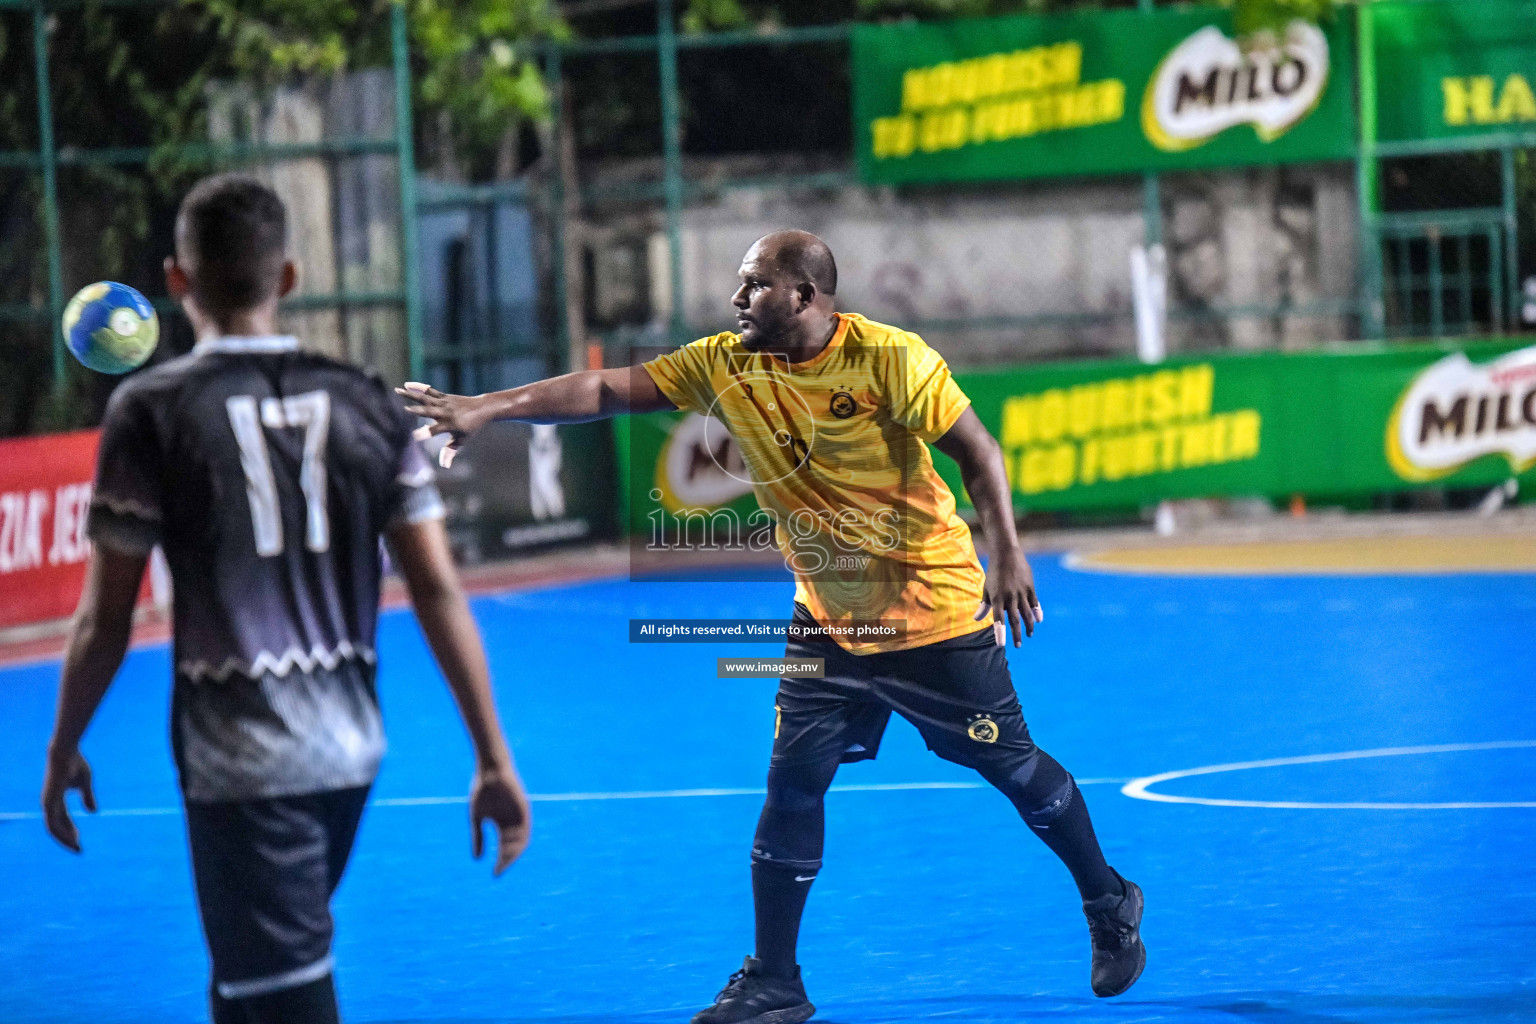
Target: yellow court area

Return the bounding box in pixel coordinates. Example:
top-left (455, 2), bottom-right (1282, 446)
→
top-left (1070, 533), bottom-right (1536, 576)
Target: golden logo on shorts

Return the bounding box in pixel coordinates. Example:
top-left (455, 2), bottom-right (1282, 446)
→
top-left (967, 715), bottom-right (999, 743)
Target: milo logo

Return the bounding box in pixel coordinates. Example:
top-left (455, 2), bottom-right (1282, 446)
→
top-left (1387, 345), bottom-right (1536, 482)
top-left (1142, 21), bottom-right (1329, 152)
top-left (653, 413), bottom-right (754, 512)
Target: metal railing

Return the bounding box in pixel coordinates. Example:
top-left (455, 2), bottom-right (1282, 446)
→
top-left (541, 0), bottom-right (1535, 365)
top-left (1, 0), bottom-right (1532, 424)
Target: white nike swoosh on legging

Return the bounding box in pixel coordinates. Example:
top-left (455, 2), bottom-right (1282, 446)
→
top-left (795, 875), bottom-right (815, 882)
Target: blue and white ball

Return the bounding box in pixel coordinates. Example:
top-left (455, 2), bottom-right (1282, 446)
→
top-left (62, 281), bottom-right (159, 374)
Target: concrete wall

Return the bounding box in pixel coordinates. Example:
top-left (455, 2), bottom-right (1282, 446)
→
top-left (206, 71), bottom-right (407, 382)
top-left (581, 158), bottom-right (1361, 369)
top-left (1161, 164), bottom-right (1360, 354)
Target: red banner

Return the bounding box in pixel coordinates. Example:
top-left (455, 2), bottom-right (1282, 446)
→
top-left (0, 429), bottom-right (103, 628)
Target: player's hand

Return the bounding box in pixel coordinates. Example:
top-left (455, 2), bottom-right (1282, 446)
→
top-left (41, 745), bottom-right (96, 854)
top-left (974, 547), bottom-right (1043, 646)
top-left (469, 764), bottom-right (532, 876)
top-left (397, 383), bottom-right (492, 468)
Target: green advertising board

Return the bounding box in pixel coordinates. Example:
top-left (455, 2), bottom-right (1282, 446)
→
top-left (1373, 0), bottom-right (1536, 145)
top-left (617, 340), bottom-right (1536, 532)
top-left (852, 5), bottom-right (1357, 184)
top-left (942, 340), bottom-right (1536, 511)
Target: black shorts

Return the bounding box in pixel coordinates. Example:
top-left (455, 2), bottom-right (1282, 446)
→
top-left (772, 604), bottom-right (1038, 777)
top-left (185, 786), bottom-right (369, 999)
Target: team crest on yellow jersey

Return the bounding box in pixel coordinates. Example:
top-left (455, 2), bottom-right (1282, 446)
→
top-left (829, 388), bottom-right (857, 419)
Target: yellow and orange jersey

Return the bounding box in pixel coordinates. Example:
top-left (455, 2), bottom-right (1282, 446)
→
top-left (643, 312), bottom-right (987, 653)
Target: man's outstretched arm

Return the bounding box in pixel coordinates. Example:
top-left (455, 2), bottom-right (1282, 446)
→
top-left (42, 545), bottom-right (148, 852)
top-left (934, 407), bottom-right (1042, 647)
top-left (398, 364), bottom-right (675, 466)
top-left (386, 515), bottom-right (531, 875)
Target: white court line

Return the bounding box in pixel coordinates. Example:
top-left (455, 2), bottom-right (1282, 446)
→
top-left (0, 777), bottom-right (1131, 822)
top-left (1121, 740), bottom-right (1536, 809)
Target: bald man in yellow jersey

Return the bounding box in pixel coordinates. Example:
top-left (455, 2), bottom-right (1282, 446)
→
top-left (401, 231), bottom-right (1144, 1022)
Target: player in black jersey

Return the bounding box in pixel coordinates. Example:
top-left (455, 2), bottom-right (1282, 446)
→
top-left (39, 175), bottom-right (532, 1024)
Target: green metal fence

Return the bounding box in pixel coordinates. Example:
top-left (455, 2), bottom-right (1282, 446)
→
top-left (537, 0), bottom-right (1341, 361)
top-left (0, 0), bottom-right (424, 401)
top-left (542, 10), bottom-right (1188, 358)
top-left (540, 0), bottom-right (1534, 363)
top-left (2, 0), bottom-right (1534, 428)
top-left (1378, 208), bottom-right (1506, 338)
top-left (1347, 1), bottom-right (1531, 341)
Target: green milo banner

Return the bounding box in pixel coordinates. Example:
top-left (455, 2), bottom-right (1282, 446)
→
top-left (617, 341), bottom-right (1536, 530)
top-left (945, 341), bottom-right (1536, 510)
top-left (852, 5), bottom-right (1356, 184)
top-left (1373, 0), bottom-right (1536, 144)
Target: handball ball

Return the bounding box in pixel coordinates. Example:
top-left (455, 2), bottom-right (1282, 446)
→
top-left (62, 281), bottom-right (159, 374)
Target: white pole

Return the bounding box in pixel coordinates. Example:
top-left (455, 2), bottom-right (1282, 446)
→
top-left (1132, 244), bottom-right (1174, 534)
top-left (1131, 243), bottom-right (1168, 365)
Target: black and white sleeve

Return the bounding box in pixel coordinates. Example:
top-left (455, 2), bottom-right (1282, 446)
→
top-left (86, 386), bottom-right (164, 556)
top-left (388, 435), bottom-right (447, 528)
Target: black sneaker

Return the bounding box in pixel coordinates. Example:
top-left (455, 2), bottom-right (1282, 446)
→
top-left (1083, 872), bottom-right (1146, 997)
top-left (690, 956), bottom-right (816, 1024)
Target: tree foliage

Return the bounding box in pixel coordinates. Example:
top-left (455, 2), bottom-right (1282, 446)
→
top-left (1218, 0), bottom-right (1341, 38)
top-left (0, 0), bottom-right (566, 202)
top-left (182, 0), bottom-right (566, 173)
top-left (0, 0), bottom-right (1354, 434)
top-left (0, 0), bottom-right (568, 435)
top-left (682, 0), bottom-right (1346, 32)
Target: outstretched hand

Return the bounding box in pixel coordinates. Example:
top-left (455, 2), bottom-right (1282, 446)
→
top-left (470, 765), bottom-right (532, 876)
top-left (41, 746), bottom-right (96, 853)
top-left (974, 548), bottom-right (1043, 647)
top-left (397, 383), bottom-right (491, 468)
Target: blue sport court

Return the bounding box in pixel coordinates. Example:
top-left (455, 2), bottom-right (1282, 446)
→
top-left (3, 546), bottom-right (1534, 1023)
